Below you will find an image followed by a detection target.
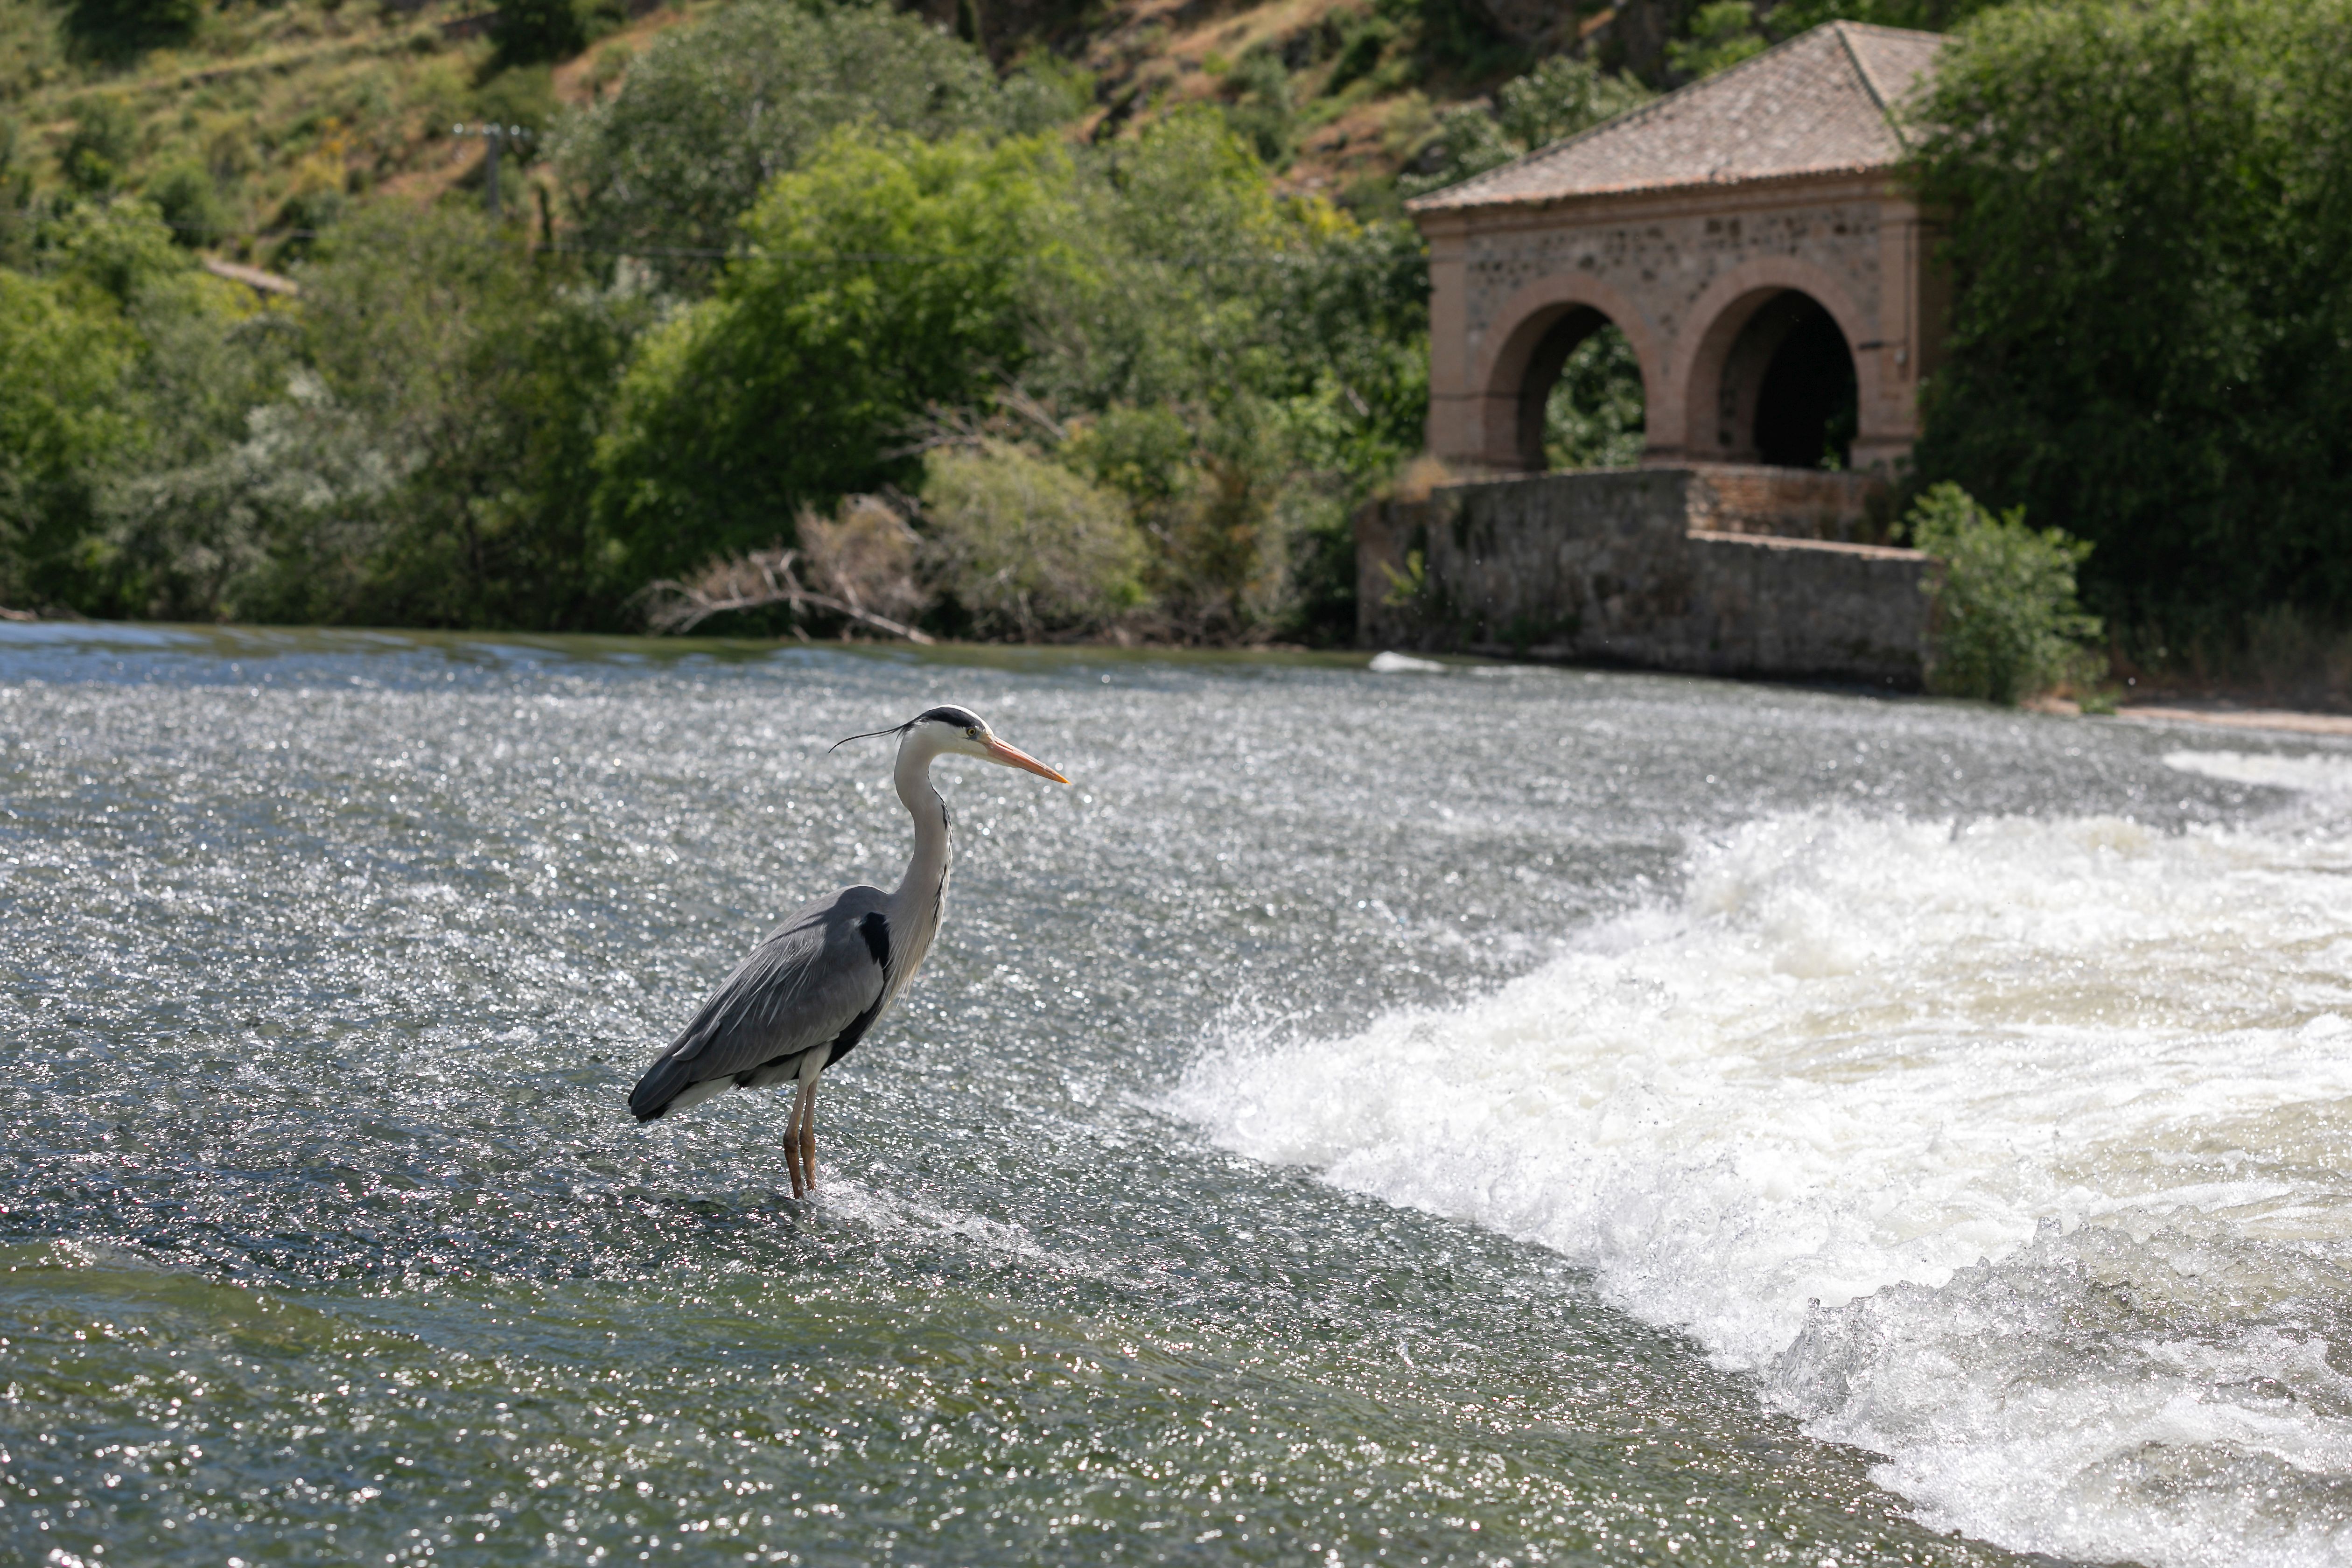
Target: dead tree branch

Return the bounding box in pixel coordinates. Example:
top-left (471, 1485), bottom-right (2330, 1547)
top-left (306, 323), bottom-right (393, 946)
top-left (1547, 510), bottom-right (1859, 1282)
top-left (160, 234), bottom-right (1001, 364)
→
top-left (637, 547), bottom-right (936, 642)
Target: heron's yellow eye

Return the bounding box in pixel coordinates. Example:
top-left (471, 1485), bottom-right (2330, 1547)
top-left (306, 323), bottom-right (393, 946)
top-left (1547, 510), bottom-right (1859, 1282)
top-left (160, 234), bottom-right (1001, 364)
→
top-left (965, 726), bottom-right (980, 739)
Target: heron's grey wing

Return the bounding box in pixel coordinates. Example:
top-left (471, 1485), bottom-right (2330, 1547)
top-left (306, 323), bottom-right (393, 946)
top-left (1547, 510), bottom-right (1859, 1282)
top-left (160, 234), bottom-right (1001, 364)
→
top-left (629, 887), bottom-right (890, 1121)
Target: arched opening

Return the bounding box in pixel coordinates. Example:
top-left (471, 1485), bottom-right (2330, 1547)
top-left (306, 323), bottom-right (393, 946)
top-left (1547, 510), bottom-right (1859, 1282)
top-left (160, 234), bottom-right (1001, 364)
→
top-left (1724, 292), bottom-right (1857, 469)
top-left (1513, 306), bottom-right (1646, 471)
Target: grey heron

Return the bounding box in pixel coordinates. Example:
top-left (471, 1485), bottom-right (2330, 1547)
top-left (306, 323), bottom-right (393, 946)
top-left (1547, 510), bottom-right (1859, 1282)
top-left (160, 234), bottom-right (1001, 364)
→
top-left (628, 705), bottom-right (1068, 1197)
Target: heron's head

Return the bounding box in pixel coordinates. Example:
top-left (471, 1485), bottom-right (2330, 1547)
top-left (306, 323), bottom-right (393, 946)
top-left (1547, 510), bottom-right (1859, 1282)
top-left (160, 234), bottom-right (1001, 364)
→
top-left (834, 705), bottom-right (1069, 783)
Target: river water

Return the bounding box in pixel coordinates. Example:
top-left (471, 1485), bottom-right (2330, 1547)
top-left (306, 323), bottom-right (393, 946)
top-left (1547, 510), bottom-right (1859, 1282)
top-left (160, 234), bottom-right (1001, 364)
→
top-left (5, 624), bottom-right (2350, 1568)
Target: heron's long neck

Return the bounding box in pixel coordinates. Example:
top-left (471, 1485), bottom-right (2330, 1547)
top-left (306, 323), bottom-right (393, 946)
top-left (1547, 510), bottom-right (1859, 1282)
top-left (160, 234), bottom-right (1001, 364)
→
top-left (887, 743), bottom-right (952, 980)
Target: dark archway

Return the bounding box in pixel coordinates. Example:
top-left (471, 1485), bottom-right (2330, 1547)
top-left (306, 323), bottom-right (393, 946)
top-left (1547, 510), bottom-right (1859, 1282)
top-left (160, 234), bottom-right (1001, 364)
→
top-left (1740, 293), bottom-right (1857, 469)
top-left (1516, 306), bottom-right (1646, 471)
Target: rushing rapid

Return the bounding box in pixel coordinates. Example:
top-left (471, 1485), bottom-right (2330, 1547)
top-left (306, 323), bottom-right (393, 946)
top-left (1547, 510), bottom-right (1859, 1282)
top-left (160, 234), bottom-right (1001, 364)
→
top-left (1178, 785), bottom-right (2352, 1567)
top-left (5, 622), bottom-right (2348, 1567)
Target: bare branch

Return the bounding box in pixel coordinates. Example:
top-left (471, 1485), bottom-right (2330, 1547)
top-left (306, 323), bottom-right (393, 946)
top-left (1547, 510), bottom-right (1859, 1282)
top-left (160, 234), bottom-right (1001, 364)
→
top-left (636, 546), bottom-right (935, 642)
top-left (996, 378), bottom-right (1068, 443)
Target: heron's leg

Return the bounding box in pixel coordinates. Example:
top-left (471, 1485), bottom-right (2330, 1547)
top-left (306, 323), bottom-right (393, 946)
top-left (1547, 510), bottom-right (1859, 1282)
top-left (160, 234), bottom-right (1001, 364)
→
top-left (795, 1058), bottom-right (823, 1196)
top-left (783, 1087), bottom-right (807, 1200)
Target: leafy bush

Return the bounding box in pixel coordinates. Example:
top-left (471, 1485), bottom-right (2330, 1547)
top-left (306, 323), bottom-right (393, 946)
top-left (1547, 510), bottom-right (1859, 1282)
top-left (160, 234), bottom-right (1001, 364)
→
top-left (1904, 483), bottom-right (2102, 705)
top-left (1763, 0), bottom-right (2009, 32)
top-left (920, 442), bottom-right (1146, 638)
top-left (1324, 14), bottom-right (1398, 96)
top-left (59, 96), bottom-right (140, 195)
top-left (64, 0), bottom-right (200, 61)
top-left (1909, 0), bottom-right (2352, 640)
top-left (553, 0), bottom-right (1020, 289)
top-left (1403, 56), bottom-right (1649, 196)
top-left (591, 130), bottom-right (1077, 587)
top-left (146, 162), bottom-right (225, 245)
top-left (294, 203), bottom-right (648, 627)
top-left (99, 371), bottom-right (391, 624)
top-left (471, 66), bottom-right (559, 158)
top-left (1669, 2), bottom-right (1766, 80)
top-left (491, 0), bottom-right (588, 68)
top-left (1222, 49), bottom-right (1294, 167)
top-left (1545, 325), bottom-right (1644, 470)
top-left (0, 270), bottom-right (140, 609)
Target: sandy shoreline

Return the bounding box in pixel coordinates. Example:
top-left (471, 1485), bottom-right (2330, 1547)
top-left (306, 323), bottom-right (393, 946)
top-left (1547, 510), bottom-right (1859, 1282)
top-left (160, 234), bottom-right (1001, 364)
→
top-left (2117, 703), bottom-right (2352, 738)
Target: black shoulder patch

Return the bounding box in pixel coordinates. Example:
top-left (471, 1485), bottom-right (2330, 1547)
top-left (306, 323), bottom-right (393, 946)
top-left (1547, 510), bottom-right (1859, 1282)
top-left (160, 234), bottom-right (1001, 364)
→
top-left (857, 910), bottom-right (890, 972)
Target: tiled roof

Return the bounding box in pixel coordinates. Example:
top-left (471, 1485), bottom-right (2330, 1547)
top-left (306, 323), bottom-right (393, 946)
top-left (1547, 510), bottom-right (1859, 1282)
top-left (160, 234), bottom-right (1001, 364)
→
top-left (1409, 22), bottom-right (1945, 214)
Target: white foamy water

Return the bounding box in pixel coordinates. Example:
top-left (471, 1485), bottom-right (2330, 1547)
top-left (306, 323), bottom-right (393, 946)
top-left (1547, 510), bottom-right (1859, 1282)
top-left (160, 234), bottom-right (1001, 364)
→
top-left (1175, 751), bottom-right (2352, 1567)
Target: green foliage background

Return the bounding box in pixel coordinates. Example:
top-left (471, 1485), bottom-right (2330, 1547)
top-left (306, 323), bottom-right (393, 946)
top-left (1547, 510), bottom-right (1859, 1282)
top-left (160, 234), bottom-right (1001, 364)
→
top-left (1904, 482), bottom-right (2101, 704)
top-left (594, 129), bottom-right (1076, 590)
top-left (1908, 0), bottom-right (2352, 648)
top-left (2, 0), bottom-right (2347, 663)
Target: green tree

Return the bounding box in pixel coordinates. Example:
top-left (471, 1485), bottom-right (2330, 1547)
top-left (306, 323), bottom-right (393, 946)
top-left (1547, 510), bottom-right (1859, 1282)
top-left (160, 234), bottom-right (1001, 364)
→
top-left (145, 161), bottom-right (226, 246)
top-left (1905, 483), bottom-right (2101, 705)
top-left (920, 441), bottom-right (1146, 637)
top-left (1670, 2), bottom-right (1767, 79)
top-left (1763, 0), bottom-right (2008, 35)
top-left (58, 96), bottom-right (140, 195)
top-left (0, 270), bottom-right (138, 609)
top-left (1404, 55), bottom-right (1650, 197)
top-left (64, 0), bottom-right (200, 61)
top-left (591, 130), bottom-right (1079, 588)
top-left (289, 203), bottom-right (650, 627)
top-left (1020, 112), bottom-right (1427, 640)
top-left (1908, 0), bottom-right (2352, 641)
top-left (553, 0), bottom-right (1021, 290)
top-left (0, 199), bottom-right (291, 616)
top-left (1545, 327), bottom-right (1645, 470)
top-left (492, 0), bottom-right (588, 68)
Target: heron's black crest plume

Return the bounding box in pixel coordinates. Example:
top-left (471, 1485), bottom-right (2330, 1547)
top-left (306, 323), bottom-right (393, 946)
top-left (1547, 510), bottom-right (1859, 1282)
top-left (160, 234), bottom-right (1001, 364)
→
top-left (829, 706), bottom-right (987, 754)
top-left (828, 721), bottom-right (912, 754)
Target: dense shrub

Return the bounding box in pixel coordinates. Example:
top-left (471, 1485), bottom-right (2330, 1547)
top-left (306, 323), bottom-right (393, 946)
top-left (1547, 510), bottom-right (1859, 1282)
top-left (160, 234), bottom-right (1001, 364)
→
top-left (0, 8), bottom-right (1427, 643)
top-left (292, 205), bottom-right (649, 627)
top-left (1908, 0), bottom-right (2352, 644)
top-left (1403, 56), bottom-right (1649, 197)
top-left (1669, 2), bottom-right (1767, 78)
top-left (58, 96), bottom-right (140, 195)
top-left (0, 201), bottom-right (298, 615)
top-left (591, 130), bottom-right (1074, 589)
top-left (1905, 482), bottom-right (2101, 705)
top-left (1545, 327), bottom-right (1644, 470)
top-left (491, 0), bottom-right (602, 68)
top-left (920, 443), bottom-right (1146, 637)
top-left (1221, 49), bottom-right (1294, 168)
top-left (553, 0), bottom-right (1036, 289)
top-left (0, 269), bottom-right (140, 608)
top-left (64, 0), bottom-right (200, 60)
top-left (145, 162), bottom-right (226, 245)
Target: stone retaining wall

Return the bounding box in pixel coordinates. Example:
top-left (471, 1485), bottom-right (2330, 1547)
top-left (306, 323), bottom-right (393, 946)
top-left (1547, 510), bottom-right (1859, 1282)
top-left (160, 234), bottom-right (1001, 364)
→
top-left (1358, 469), bottom-right (1933, 686)
top-left (1683, 464), bottom-right (1890, 542)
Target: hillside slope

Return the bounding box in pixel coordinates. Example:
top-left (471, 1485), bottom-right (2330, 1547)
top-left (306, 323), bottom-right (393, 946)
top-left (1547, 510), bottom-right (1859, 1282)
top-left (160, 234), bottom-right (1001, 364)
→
top-left (0, 0), bottom-right (1704, 251)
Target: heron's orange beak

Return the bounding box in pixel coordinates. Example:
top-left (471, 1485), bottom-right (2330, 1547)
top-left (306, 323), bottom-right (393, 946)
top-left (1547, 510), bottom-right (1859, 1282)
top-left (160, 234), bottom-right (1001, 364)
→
top-left (982, 735), bottom-right (1069, 783)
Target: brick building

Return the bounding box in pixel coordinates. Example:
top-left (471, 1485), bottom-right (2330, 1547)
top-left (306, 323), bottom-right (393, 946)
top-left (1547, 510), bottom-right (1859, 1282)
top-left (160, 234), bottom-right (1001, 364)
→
top-left (1408, 21), bottom-right (1948, 480)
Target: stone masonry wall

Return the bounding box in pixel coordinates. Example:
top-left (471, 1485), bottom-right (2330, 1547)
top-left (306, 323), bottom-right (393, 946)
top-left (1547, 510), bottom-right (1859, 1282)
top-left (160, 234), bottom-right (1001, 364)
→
top-left (1683, 464), bottom-right (1890, 542)
top-left (1459, 199), bottom-right (1886, 385)
top-left (1358, 470), bottom-right (1932, 686)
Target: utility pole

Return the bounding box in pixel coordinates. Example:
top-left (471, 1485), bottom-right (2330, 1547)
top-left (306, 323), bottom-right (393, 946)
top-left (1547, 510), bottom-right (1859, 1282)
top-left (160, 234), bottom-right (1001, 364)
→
top-left (450, 123), bottom-right (534, 223)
